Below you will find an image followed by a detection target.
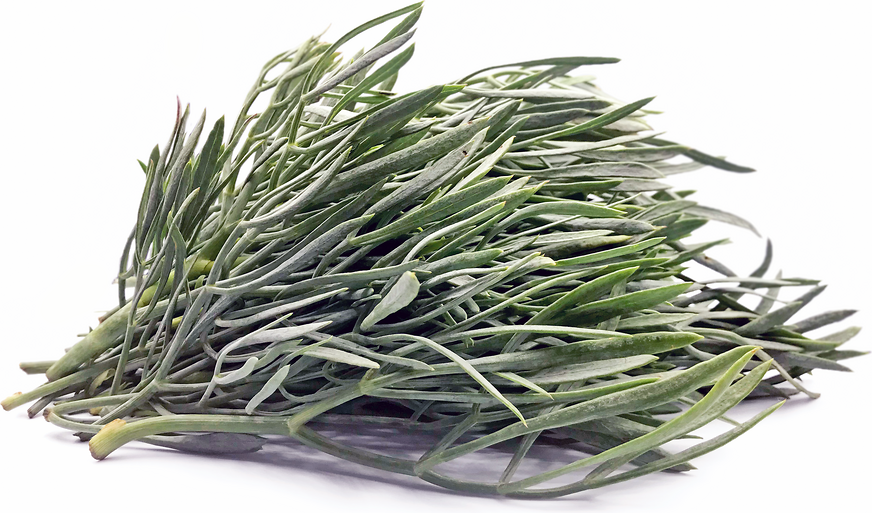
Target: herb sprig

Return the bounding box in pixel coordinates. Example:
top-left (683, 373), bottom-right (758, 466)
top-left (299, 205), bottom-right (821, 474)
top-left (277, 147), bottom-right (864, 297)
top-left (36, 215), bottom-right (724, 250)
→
top-left (3, 3), bottom-right (864, 498)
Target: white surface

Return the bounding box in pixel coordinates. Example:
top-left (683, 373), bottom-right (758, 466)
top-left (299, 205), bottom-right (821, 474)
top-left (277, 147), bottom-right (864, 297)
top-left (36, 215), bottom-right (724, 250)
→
top-left (1, 1), bottom-right (870, 510)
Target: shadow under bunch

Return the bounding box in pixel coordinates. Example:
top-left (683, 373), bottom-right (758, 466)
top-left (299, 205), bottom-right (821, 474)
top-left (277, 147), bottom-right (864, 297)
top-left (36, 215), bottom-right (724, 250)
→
top-left (3, 2), bottom-right (863, 499)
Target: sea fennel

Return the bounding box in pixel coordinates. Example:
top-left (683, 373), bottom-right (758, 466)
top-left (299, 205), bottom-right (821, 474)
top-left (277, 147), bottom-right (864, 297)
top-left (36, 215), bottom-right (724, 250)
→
top-left (2, 3), bottom-right (864, 498)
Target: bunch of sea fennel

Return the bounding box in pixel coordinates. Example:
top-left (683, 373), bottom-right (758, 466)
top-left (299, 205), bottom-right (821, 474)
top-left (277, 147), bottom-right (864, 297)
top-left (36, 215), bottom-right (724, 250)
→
top-left (3, 3), bottom-right (863, 498)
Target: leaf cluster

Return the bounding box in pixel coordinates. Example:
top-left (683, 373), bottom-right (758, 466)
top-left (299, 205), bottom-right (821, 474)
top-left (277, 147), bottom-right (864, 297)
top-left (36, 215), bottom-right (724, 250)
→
top-left (3, 3), bottom-right (863, 498)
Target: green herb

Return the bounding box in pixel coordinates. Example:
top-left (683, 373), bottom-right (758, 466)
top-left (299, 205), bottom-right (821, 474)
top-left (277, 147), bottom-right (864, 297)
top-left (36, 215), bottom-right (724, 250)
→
top-left (3, 3), bottom-right (864, 498)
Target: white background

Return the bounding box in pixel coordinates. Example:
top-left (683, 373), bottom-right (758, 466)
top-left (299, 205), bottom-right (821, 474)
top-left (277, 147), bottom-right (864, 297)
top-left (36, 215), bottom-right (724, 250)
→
top-left (1, 1), bottom-right (870, 510)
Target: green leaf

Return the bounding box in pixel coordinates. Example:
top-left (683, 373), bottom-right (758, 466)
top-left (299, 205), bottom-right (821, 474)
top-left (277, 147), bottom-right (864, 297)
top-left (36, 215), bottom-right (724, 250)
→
top-left (323, 117), bottom-right (490, 202)
top-left (414, 345), bottom-right (755, 474)
top-left (304, 347), bottom-right (381, 369)
top-left (352, 176), bottom-right (510, 247)
top-left (776, 352), bottom-right (851, 372)
top-left (459, 56), bottom-right (619, 83)
top-left (492, 371), bottom-right (553, 398)
top-left (820, 326), bottom-right (862, 344)
top-left (510, 97), bottom-right (655, 151)
top-left (522, 355), bottom-right (657, 385)
top-left (789, 309), bottom-right (857, 334)
top-left (555, 237), bottom-right (665, 266)
top-left (617, 313), bottom-right (696, 329)
top-left (245, 365), bottom-right (291, 414)
top-left (507, 161), bottom-right (663, 179)
top-left (686, 205), bottom-right (759, 236)
top-left (361, 271), bottom-right (420, 330)
top-left (648, 137), bottom-right (755, 173)
top-left (325, 43), bottom-right (416, 123)
top-left (735, 300), bottom-right (804, 337)
top-left (559, 283), bottom-right (693, 326)
top-left (436, 332), bottom-right (700, 374)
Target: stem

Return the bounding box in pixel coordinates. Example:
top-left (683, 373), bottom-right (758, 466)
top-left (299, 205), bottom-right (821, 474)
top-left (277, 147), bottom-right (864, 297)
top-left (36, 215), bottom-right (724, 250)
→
top-left (4, 363), bottom-right (111, 411)
top-left (88, 415), bottom-right (290, 460)
top-left (44, 258), bottom-right (216, 381)
top-left (45, 302), bottom-right (133, 381)
top-left (18, 361), bottom-right (56, 375)
top-left (291, 424), bottom-right (417, 475)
